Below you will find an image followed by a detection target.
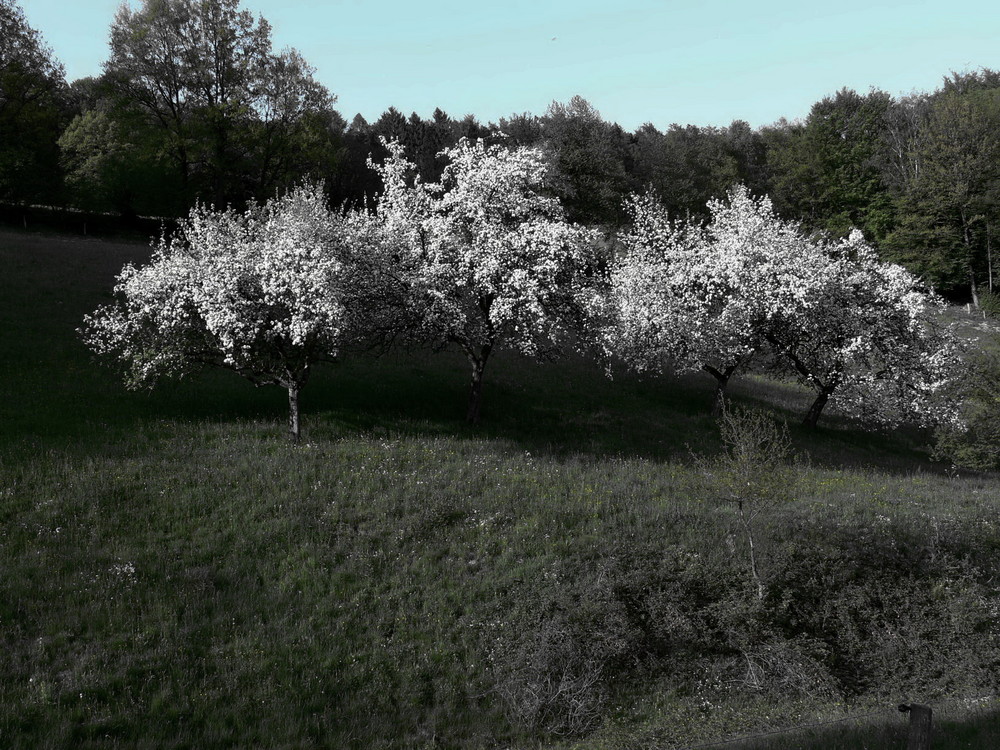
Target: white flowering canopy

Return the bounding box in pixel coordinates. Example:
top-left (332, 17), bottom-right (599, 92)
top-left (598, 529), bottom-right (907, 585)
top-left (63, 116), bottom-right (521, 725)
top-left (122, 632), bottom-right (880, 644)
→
top-left (82, 183), bottom-right (362, 438)
top-left (607, 185), bottom-right (813, 411)
top-left (767, 229), bottom-right (965, 429)
top-left (372, 137), bottom-right (600, 421)
top-left (607, 185), bottom-right (963, 427)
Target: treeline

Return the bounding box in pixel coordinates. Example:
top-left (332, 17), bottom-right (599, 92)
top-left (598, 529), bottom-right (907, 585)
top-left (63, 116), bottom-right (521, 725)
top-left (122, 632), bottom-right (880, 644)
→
top-left (3, 0), bottom-right (1000, 300)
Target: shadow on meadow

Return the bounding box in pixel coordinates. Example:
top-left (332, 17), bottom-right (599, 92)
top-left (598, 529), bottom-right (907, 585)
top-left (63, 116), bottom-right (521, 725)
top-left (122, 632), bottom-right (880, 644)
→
top-left (4, 228), bottom-right (1000, 750)
top-left (722, 702), bottom-right (1000, 750)
top-left (0, 226), bottom-right (955, 480)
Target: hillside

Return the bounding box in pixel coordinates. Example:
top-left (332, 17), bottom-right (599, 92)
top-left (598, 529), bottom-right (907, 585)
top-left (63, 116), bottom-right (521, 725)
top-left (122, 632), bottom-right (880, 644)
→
top-left (2, 228), bottom-right (1000, 748)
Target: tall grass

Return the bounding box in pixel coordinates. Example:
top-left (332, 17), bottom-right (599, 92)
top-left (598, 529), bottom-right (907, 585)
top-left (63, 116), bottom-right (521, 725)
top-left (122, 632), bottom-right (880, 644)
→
top-left (3, 228), bottom-right (1000, 748)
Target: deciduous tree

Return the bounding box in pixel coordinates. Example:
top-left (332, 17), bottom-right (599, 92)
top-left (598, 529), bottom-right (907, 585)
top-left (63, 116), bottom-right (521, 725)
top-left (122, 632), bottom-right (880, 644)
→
top-left (103, 0), bottom-right (338, 209)
top-left (81, 184), bottom-right (365, 441)
top-left (606, 186), bottom-right (810, 413)
top-left (372, 138), bottom-right (599, 423)
top-left (883, 78), bottom-right (1000, 303)
top-left (0, 0), bottom-right (67, 204)
top-left (763, 89), bottom-right (895, 241)
top-left (607, 185), bottom-right (963, 428)
top-left (766, 231), bottom-right (964, 429)
top-left (59, 107), bottom-right (178, 218)
top-left (541, 96), bottom-right (629, 226)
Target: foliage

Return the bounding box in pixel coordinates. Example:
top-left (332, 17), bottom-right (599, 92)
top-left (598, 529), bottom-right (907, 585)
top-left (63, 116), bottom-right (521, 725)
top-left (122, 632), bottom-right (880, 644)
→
top-left (882, 77), bottom-right (1000, 301)
top-left (58, 108), bottom-right (178, 218)
top-left (102, 0), bottom-right (340, 210)
top-left (979, 290), bottom-right (1000, 319)
top-left (605, 186), bottom-right (795, 411)
top-left (606, 185), bottom-right (962, 428)
top-left (0, 0), bottom-right (67, 204)
top-left (371, 137), bottom-right (600, 422)
top-left (934, 334), bottom-right (1000, 470)
top-left (540, 96), bottom-right (630, 226)
top-left (764, 88), bottom-right (896, 241)
top-left (628, 120), bottom-right (765, 222)
top-left (767, 230), bottom-right (966, 429)
top-left (80, 184), bottom-right (363, 440)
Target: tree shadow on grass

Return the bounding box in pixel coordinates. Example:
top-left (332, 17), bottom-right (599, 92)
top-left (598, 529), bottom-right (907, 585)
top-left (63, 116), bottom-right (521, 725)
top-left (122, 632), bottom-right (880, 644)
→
top-left (298, 347), bottom-right (952, 479)
top-left (0, 323), bottom-right (963, 482)
top-left (729, 703), bottom-right (1000, 749)
top-left (0, 226), bottom-right (968, 477)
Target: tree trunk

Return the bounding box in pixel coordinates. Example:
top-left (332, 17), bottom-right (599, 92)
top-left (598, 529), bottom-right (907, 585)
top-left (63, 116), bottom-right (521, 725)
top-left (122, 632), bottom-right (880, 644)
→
top-left (802, 388), bottom-right (832, 429)
top-left (704, 363), bottom-right (739, 416)
top-left (288, 383), bottom-right (301, 442)
top-left (963, 213), bottom-right (979, 307)
top-left (738, 499), bottom-right (765, 601)
top-left (988, 224), bottom-right (994, 294)
top-left (466, 346), bottom-right (491, 425)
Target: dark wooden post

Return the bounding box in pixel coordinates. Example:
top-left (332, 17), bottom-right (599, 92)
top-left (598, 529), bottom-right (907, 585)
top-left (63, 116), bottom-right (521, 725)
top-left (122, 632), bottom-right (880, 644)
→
top-left (899, 703), bottom-right (932, 750)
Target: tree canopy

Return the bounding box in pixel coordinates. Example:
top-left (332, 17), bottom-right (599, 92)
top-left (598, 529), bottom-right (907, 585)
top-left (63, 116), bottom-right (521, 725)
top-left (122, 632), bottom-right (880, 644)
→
top-left (80, 184), bottom-right (372, 440)
top-left (607, 185), bottom-right (963, 428)
top-left (0, 0), bottom-right (67, 204)
top-left (99, 0), bottom-right (340, 211)
top-left (371, 137), bottom-right (600, 422)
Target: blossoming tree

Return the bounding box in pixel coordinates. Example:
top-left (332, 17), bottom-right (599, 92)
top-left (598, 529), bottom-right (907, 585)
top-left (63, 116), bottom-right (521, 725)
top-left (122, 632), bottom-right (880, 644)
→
top-left (372, 138), bottom-right (599, 423)
top-left (765, 230), bottom-right (965, 429)
top-left (607, 186), bottom-right (814, 413)
top-left (607, 185), bottom-right (963, 428)
top-left (81, 184), bottom-right (366, 441)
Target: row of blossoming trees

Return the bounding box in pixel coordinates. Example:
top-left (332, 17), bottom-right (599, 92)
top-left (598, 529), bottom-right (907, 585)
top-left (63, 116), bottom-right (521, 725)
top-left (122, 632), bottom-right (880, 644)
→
top-left (81, 138), bottom-right (964, 441)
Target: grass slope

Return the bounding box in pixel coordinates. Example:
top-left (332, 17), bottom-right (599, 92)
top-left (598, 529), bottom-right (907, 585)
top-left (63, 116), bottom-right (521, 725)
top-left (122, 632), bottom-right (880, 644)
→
top-left (2, 228), bottom-right (1000, 748)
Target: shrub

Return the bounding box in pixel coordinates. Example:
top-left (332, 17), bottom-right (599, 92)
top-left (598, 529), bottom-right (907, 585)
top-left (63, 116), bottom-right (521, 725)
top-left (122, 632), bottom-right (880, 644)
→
top-left (934, 334), bottom-right (1000, 470)
top-left (980, 290), bottom-right (1000, 319)
top-left (485, 563), bottom-right (639, 737)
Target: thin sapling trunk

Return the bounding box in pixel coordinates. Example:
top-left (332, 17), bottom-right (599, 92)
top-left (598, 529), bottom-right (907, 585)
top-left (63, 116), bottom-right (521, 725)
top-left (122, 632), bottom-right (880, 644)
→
top-left (738, 498), bottom-right (765, 601)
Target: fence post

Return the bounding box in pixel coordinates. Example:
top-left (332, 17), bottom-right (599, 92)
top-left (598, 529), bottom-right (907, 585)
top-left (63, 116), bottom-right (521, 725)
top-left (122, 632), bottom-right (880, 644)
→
top-left (898, 703), bottom-right (932, 750)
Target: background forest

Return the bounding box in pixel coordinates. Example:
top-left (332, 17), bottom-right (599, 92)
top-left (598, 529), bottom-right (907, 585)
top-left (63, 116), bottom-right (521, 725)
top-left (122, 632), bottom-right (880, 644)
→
top-left (3, 0), bottom-right (1000, 307)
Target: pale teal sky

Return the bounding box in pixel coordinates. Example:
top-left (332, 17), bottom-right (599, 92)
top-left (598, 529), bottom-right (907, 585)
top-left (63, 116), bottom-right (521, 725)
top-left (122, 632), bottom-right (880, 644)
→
top-left (19, 0), bottom-right (1000, 131)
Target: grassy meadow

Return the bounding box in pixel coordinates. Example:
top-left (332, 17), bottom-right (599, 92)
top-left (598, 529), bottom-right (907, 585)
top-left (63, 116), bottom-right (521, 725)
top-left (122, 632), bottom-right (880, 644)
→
top-left (2, 227), bottom-right (1000, 748)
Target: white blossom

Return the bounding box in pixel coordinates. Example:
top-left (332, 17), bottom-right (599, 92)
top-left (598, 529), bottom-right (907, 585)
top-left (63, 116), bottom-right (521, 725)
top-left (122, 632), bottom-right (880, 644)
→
top-left (371, 137), bottom-right (600, 422)
top-left (606, 185), bottom-right (963, 427)
top-left (81, 184), bottom-right (361, 440)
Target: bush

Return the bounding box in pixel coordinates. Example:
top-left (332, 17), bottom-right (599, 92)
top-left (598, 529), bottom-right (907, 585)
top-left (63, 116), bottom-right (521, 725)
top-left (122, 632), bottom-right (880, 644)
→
top-left (934, 335), bottom-right (1000, 470)
top-left (980, 290), bottom-right (1000, 319)
top-left (485, 562), bottom-right (640, 737)
top-left (766, 527), bottom-right (1000, 699)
